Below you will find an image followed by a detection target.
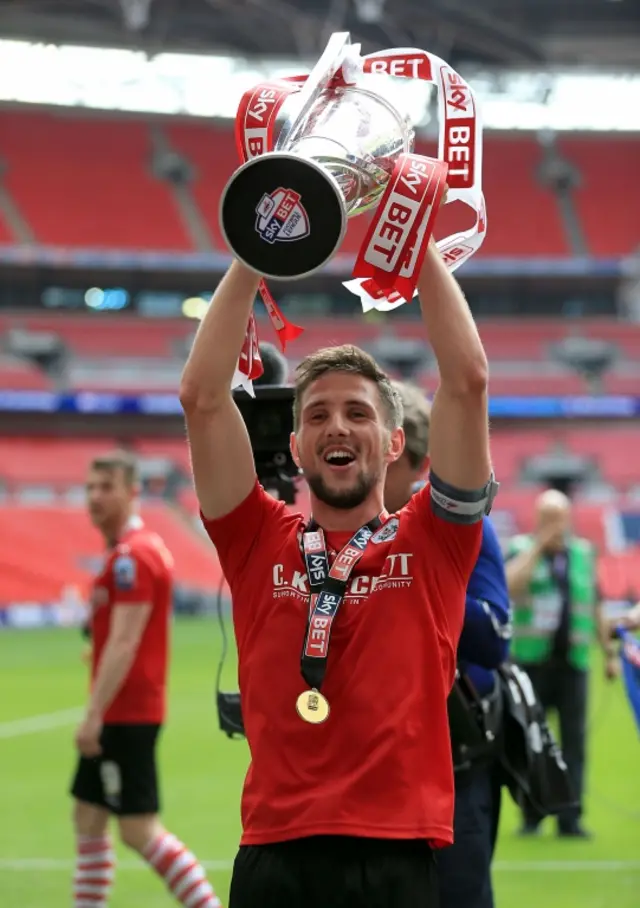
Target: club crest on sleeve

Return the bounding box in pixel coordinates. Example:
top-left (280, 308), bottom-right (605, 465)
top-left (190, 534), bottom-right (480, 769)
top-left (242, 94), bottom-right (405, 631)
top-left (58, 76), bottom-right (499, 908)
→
top-left (113, 554), bottom-right (137, 591)
top-left (371, 518), bottom-right (399, 544)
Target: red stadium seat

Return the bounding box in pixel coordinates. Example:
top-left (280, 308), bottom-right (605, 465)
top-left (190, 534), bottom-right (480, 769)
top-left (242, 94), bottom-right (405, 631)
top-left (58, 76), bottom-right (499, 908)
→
top-left (461, 137), bottom-right (569, 257)
top-left (0, 110), bottom-right (193, 251)
top-left (489, 429), bottom-right (560, 485)
top-left (135, 438), bottom-right (192, 473)
top-left (0, 313), bottom-right (194, 358)
top-left (485, 375), bottom-right (587, 395)
top-left (0, 437), bottom-right (119, 488)
top-left (177, 486), bottom-right (200, 515)
top-left (572, 503), bottom-right (609, 552)
top-left (0, 505), bottom-right (103, 602)
top-left (563, 427), bottom-right (640, 487)
top-left (0, 110), bottom-right (636, 257)
top-left (136, 501), bottom-right (223, 591)
top-left (0, 212), bottom-right (15, 243)
top-left (0, 501), bottom-right (223, 603)
top-left (166, 123), bottom-right (237, 250)
top-left (0, 356), bottom-right (52, 390)
top-left (598, 552), bottom-right (640, 600)
top-left (487, 425), bottom-right (640, 490)
top-left (561, 137), bottom-right (640, 258)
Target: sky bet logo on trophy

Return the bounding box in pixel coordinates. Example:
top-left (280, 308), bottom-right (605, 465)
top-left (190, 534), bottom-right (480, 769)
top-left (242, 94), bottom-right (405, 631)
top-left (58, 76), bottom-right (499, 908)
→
top-left (219, 31), bottom-right (487, 394)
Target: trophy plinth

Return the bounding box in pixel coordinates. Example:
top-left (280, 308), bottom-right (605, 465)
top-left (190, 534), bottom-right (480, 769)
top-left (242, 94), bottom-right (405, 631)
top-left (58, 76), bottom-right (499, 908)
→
top-left (220, 153), bottom-right (346, 280)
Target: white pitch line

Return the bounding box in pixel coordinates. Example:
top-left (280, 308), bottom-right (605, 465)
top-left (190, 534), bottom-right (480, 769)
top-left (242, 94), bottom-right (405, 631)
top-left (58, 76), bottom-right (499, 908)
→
top-left (0, 707), bottom-right (83, 739)
top-left (493, 860), bottom-right (640, 872)
top-left (0, 858), bottom-right (639, 873)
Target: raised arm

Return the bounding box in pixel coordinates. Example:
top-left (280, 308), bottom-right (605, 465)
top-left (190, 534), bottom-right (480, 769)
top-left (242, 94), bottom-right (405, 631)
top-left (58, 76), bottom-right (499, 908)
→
top-left (179, 262), bottom-right (262, 520)
top-left (418, 241), bottom-right (492, 500)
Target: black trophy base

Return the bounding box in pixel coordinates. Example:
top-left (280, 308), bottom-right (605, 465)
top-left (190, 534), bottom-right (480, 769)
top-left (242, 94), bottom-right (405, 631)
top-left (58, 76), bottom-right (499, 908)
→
top-left (219, 152), bottom-right (347, 280)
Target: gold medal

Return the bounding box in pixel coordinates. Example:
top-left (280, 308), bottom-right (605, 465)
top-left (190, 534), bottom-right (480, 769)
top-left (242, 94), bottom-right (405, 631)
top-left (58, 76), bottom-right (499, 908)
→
top-left (296, 689), bottom-right (330, 724)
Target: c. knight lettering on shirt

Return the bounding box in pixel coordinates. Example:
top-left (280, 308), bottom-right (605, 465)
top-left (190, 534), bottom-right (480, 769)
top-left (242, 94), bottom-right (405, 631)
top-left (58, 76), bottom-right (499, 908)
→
top-left (272, 551), bottom-right (415, 604)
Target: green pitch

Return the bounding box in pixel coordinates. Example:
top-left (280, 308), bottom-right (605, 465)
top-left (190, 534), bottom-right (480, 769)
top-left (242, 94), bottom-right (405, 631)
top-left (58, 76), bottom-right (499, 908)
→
top-left (1, 621), bottom-right (638, 907)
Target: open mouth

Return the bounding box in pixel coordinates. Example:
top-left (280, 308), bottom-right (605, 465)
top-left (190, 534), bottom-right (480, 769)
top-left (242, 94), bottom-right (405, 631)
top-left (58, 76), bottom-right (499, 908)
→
top-left (323, 448), bottom-right (356, 470)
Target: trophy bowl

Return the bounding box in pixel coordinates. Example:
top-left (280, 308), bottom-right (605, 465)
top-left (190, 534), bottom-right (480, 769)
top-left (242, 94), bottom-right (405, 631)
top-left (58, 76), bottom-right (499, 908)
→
top-left (219, 81), bottom-right (415, 281)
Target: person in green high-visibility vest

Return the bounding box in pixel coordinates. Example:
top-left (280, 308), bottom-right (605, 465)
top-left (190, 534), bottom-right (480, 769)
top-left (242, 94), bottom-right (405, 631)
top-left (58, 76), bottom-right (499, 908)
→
top-left (505, 488), bottom-right (613, 840)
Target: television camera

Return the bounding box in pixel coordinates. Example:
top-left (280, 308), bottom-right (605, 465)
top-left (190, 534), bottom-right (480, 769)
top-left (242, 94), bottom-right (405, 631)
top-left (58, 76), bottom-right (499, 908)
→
top-left (230, 343), bottom-right (297, 503)
top-left (217, 343), bottom-right (297, 737)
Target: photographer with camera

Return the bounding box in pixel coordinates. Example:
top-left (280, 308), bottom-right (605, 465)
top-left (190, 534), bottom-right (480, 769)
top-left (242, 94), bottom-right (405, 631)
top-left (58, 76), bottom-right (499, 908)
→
top-left (179, 244), bottom-right (496, 908)
top-left (385, 381), bottom-right (510, 908)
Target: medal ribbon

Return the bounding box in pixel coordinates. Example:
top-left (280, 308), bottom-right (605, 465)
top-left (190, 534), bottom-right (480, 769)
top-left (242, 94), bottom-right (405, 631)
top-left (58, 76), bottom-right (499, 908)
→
top-left (231, 46), bottom-right (486, 391)
top-left (300, 514), bottom-right (384, 691)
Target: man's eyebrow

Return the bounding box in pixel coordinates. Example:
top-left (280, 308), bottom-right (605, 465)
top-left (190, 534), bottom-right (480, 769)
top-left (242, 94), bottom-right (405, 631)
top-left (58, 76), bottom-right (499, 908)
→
top-left (303, 398), bottom-right (375, 410)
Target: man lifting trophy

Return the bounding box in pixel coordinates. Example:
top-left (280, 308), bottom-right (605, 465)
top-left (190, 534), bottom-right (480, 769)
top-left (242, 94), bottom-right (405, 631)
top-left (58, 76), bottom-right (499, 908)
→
top-left (183, 30), bottom-right (495, 908)
top-left (219, 31), bottom-right (487, 390)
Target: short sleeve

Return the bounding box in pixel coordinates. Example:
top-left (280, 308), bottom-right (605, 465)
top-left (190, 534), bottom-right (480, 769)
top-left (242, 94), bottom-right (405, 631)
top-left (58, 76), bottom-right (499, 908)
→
top-left (111, 550), bottom-right (156, 604)
top-left (200, 479), bottom-right (285, 585)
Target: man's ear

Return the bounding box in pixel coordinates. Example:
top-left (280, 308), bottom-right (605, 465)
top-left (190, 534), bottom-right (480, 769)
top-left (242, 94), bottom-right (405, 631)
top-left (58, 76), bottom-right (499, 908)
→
top-left (385, 427), bottom-right (405, 464)
top-left (290, 432), bottom-right (301, 470)
top-left (419, 454), bottom-right (431, 478)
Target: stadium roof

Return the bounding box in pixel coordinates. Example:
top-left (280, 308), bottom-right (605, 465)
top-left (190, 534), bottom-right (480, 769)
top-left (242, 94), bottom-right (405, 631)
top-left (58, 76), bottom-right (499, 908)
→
top-left (1, 0), bottom-right (639, 68)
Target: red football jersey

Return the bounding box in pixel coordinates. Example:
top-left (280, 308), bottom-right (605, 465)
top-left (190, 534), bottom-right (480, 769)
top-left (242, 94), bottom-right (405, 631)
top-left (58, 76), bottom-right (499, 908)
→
top-left (203, 480), bottom-right (482, 848)
top-left (90, 519), bottom-right (174, 725)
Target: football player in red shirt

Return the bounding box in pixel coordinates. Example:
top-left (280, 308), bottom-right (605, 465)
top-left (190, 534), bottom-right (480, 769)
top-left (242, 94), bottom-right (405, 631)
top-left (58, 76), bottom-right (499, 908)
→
top-left (70, 451), bottom-right (222, 908)
top-left (180, 240), bottom-right (495, 908)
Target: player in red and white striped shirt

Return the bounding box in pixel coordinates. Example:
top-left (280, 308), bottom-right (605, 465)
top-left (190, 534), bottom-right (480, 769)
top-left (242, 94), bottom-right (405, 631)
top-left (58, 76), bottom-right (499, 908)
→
top-left (71, 451), bottom-right (222, 908)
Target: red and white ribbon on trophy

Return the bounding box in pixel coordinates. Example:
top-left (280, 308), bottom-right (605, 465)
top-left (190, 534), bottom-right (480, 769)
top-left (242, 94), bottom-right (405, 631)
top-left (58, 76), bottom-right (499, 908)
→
top-left (230, 45), bottom-right (486, 392)
top-left (344, 48), bottom-right (486, 312)
top-left (231, 74), bottom-right (306, 393)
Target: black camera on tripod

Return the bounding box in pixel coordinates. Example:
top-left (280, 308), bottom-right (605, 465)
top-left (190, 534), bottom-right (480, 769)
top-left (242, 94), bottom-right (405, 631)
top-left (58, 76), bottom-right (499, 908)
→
top-left (216, 344), bottom-right (297, 738)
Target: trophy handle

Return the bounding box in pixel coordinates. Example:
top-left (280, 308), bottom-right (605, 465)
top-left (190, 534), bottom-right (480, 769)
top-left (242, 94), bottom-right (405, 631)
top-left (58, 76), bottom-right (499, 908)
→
top-left (277, 32), bottom-right (353, 152)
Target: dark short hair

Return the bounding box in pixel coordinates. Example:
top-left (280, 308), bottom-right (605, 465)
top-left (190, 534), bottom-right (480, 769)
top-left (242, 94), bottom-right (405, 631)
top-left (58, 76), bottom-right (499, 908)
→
top-left (293, 345), bottom-right (403, 431)
top-left (89, 450), bottom-right (139, 487)
top-left (392, 381), bottom-right (431, 469)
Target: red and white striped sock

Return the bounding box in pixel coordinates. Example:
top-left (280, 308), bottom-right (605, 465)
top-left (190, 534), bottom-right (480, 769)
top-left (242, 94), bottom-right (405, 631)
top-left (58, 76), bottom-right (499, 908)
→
top-left (143, 832), bottom-right (222, 908)
top-left (73, 835), bottom-right (115, 908)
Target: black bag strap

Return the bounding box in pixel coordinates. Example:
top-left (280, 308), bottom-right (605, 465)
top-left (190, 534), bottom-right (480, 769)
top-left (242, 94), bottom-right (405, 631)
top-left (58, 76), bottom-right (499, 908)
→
top-left (497, 662), bottom-right (577, 817)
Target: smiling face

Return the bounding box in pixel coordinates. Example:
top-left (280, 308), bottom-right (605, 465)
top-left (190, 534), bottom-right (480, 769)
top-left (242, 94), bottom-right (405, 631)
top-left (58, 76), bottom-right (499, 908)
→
top-left (291, 371), bottom-right (405, 511)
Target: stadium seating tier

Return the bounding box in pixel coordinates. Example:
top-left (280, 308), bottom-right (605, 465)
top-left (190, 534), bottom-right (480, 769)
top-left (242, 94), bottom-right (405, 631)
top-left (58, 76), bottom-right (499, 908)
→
top-left (0, 501), bottom-right (223, 603)
top-left (0, 111), bottom-right (193, 251)
top-left (0, 109), bottom-right (637, 256)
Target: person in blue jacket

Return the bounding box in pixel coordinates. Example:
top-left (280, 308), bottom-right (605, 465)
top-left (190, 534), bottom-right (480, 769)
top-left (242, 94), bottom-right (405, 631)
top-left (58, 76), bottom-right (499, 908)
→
top-left (385, 381), bottom-right (511, 908)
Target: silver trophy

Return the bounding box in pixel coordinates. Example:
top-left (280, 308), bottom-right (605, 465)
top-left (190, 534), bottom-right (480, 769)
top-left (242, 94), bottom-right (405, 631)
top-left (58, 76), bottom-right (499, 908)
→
top-left (220, 33), bottom-right (416, 281)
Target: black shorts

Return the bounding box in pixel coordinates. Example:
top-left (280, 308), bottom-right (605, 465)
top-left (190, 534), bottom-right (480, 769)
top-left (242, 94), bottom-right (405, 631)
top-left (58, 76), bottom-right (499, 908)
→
top-left (70, 723), bottom-right (161, 816)
top-left (229, 835), bottom-right (438, 908)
